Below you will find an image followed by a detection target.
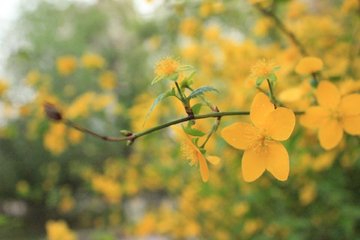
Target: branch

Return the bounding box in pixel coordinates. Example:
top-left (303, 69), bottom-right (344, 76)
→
top-left (255, 4), bottom-right (308, 56)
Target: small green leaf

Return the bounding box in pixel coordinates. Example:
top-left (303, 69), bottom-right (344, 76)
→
top-left (178, 65), bottom-right (194, 72)
top-left (143, 88), bottom-right (176, 126)
top-left (167, 73), bottom-right (180, 81)
top-left (272, 66), bottom-right (282, 73)
top-left (151, 76), bottom-right (163, 85)
top-left (181, 125), bottom-right (206, 137)
top-left (267, 73), bottom-right (277, 82)
top-left (191, 103), bottom-right (203, 115)
top-left (192, 137), bottom-right (200, 146)
top-left (255, 76), bottom-right (266, 87)
top-left (186, 86), bottom-right (219, 100)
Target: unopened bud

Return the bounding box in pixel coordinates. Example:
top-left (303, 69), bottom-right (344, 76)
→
top-left (43, 102), bottom-right (63, 121)
top-left (126, 140), bottom-right (134, 146)
top-left (120, 130), bottom-right (132, 137)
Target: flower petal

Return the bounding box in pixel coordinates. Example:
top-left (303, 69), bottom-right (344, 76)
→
top-left (221, 123), bottom-right (255, 150)
top-left (250, 92), bottom-right (275, 128)
top-left (198, 153), bottom-right (209, 182)
top-left (341, 116), bottom-right (360, 135)
top-left (206, 156), bottom-right (221, 165)
top-left (295, 57), bottom-right (323, 74)
top-left (318, 119), bottom-right (343, 150)
top-left (242, 148), bottom-right (266, 182)
top-left (265, 142), bottom-right (289, 181)
top-left (339, 94), bottom-right (360, 117)
top-left (300, 106), bottom-right (330, 129)
top-left (316, 81), bottom-right (341, 109)
top-left (263, 107), bottom-right (296, 141)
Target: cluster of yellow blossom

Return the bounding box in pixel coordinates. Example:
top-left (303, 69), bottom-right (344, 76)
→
top-left (46, 220), bottom-right (77, 240)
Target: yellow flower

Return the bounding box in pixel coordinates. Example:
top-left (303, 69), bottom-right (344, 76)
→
top-left (56, 55), bottom-right (77, 76)
top-left (98, 71), bottom-right (116, 90)
top-left (179, 17), bottom-right (200, 37)
top-left (295, 57), bottom-right (323, 74)
top-left (300, 81), bottom-right (360, 150)
top-left (250, 59), bottom-right (276, 78)
top-left (46, 220), bottom-right (77, 240)
top-left (0, 79), bottom-right (9, 95)
top-left (221, 93), bottom-right (295, 182)
top-left (171, 126), bottom-right (220, 182)
top-left (152, 56), bottom-right (192, 84)
top-left (154, 56), bottom-right (181, 78)
top-left (81, 53), bottom-right (105, 69)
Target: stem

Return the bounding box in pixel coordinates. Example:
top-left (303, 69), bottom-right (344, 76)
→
top-left (266, 79), bottom-right (277, 108)
top-left (64, 110), bottom-right (304, 143)
top-left (255, 4), bottom-right (308, 56)
top-left (175, 82), bottom-right (185, 101)
top-left (65, 120), bottom-right (136, 142)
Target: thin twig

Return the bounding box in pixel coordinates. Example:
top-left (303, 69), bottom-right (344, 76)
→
top-left (255, 4), bottom-right (308, 56)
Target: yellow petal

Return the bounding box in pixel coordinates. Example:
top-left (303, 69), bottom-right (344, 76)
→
top-left (206, 156), bottom-right (221, 165)
top-left (171, 125), bottom-right (191, 141)
top-left (221, 123), bottom-right (255, 150)
top-left (250, 92), bottom-right (275, 128)
top-left (316, 81), bottom-right (341, 109)
top-left (242, 148), bottom-right (266, 182)
top-left (318, 119), bottom-right (343, 150)
top-left (198, 153), bottom-right (209, 182)
top-left (339, 94), bottom-right (360, 117)
top-left (341, 116), bottom-right (360, 135)
top-left (295, 57), bottom-right (323, 74)
top-left (263, 107), bottom-right (295, 141)
top-left (265, 142), bottom-right (289, 181)
top-left (300, 106), bottom-right (330, 129)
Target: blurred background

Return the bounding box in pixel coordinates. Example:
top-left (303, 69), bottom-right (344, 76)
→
top-left (0, 0), bottom-right (360, 239)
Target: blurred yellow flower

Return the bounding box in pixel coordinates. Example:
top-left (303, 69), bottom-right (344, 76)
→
top-left (179, 17), bottom-right (200, 37)
top-left (26, 70), bottom-right (40, 85)
top-left (91, 175), bottom-right (122, 203)
top-left (299, 182), bottom-right (316, 206)
top-left (68, 129), bottom-right (84, 144)
top-left (300, 81), bottom-right (360, 149)
top-left (44, 124), bottom-right (67, 154)
top-left (136, 212), bottom-right (156, 236)
top-left (0, 79), bottom-right (9, 95)
top-left (286, 1), bottom-right (306, 19)
top-left (341, 0), bottom-right (359, 14)
top-left (98, 71), bottom-right (117, 90)
top-left (295, 57), bottom-right (323, 74)
top-left (46, 220), bottom-right (77, 240)
top-left (81, 53), bottom-right (105, 69)
top-left (65, 92), bottom-right (96, 119)
top-left (222, 93), bottom-right (295, 182)
top-left (172, 126), bottom-right (220, 182)
top-left (253, 18), bottom-right (273, 37)
top-left (250, 59), bottom-right (275, 78)
top-left (56, 55), bottom-right (77, 76)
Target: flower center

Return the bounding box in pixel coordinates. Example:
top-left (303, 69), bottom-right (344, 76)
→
top-left (181, 140), bottom-right (198, 166)
top-left (245, 126), bottom-right (270, 155)
top-left (330, 109), bottom-right (343, 122)
top-left (154, 57), bottom-right (180, 76)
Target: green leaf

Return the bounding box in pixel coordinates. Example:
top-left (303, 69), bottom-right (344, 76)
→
top-left (186, 86), bottom-right (219, 100)
top-left (143, 88), bottom-right (176, 126)
top-left (178, 65), bottom-right (194, 72)
top-left (267, 72), bottom-right (277, 82)
top-left (151, 76), bottom-right (163, 85)
top-left (181, 125), bottom-right (206, 137)
top-left (191, 103), bottom-right (202, 115)
top-left (255, 76), bottom-right (266, 87)
top-left (272, 66), bottom-right (282, 73)
top-left (166, 73), bottom-right (179, 81)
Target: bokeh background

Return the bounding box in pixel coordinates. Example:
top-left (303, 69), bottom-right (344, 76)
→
top-left (1, 0), bottom-right (360, 239)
